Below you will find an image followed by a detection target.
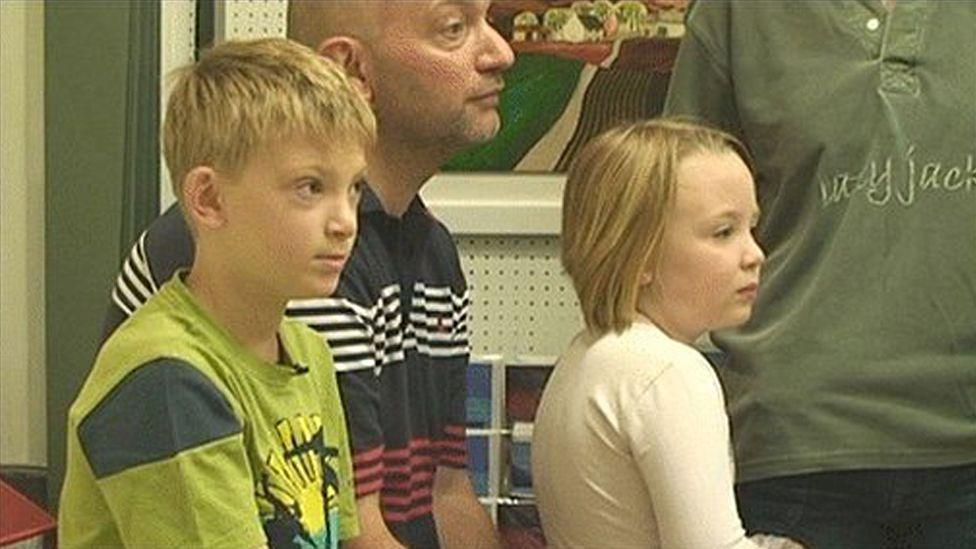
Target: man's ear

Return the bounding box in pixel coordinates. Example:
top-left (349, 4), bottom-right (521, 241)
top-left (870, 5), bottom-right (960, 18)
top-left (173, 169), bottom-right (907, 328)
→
top-left (317, 36), bottom-right (373, 102)
top-left (182, 167), bottom-right (226, 230)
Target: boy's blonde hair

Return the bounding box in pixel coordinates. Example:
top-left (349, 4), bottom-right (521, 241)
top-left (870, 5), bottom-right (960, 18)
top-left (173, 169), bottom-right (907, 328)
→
top-left (561, 118), bottom-right (750, 335)
top-left (163, 37), bottom-right (376, 204)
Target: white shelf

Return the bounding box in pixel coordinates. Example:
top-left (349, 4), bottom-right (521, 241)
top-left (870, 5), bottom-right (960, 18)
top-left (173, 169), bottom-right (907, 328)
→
top-left (421, 173), bottom-right (565, 235)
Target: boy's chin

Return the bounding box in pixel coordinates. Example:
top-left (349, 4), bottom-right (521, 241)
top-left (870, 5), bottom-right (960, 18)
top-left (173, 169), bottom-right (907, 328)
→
top-left (319, 278), bottom-right (342, 298)
top-left (289, 279), bottom-right (340, 301)
top-left (321, 283), bottom-right (340, 298)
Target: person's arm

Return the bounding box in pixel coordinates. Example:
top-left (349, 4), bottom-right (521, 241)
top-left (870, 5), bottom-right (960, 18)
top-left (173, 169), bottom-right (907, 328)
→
top-left (430, 270), bottom-right (500, 549)
top-left (627, 356), bottom-right (758, 549)
top-left (300, 287), bottom-right (402, 547)
top-left (101, 203), bottom-right (194, 342)
top-left (74, 358), bottom-right (265, 547)
top-left (331, 353), bottom-right (400, 547)
top-left (432, 466), bottom-right (499, 549)
top-left (334, 368), bottom-right (407, 549)
top-left (326, 351), bottom-right (403, 548)
top-left (342, 494), bottom-right (404, 549)
top-left (430, 281), bottom-right (498, 549)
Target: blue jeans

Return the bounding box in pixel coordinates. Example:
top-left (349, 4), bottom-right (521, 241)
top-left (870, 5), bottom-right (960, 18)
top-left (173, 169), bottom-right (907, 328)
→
top-left (736, 463), bottom-right (976, 549)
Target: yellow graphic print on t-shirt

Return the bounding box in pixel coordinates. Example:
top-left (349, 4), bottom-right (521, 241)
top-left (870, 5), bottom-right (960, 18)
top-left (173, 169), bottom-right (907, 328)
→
top-left (257, 414), bottom-right (342, 549)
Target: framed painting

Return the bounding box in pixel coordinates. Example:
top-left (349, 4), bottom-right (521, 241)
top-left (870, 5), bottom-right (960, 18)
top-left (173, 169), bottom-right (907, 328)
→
top-left (442, 0), bottom-right (688, 174)
top-left (423, 0), bottom-right (687, 234)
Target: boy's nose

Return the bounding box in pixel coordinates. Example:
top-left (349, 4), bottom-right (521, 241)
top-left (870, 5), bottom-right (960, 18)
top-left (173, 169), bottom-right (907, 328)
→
top-left (327, 200), bottom-right (357, 240)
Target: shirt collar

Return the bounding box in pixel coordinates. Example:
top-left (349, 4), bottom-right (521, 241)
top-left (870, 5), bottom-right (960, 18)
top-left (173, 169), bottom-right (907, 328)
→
top-left (360, 183), bottom-right (430, 221)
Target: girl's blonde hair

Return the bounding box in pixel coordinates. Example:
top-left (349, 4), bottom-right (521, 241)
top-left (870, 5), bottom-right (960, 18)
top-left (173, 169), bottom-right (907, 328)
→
top-left (163, 37), bottom-right (376, 203)
top-left (561, 118), bottom-right (750, 334)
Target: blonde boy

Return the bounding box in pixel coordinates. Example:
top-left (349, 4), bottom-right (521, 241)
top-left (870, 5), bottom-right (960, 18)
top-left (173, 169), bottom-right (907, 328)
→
top-left (102, 3), bottom-right (514, 546)
top-left (58, 38), bottom-right (375, 548)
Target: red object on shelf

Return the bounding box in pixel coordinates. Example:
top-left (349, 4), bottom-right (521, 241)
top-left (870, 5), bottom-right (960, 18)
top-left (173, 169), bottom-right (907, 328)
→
top-left (0, 479), bottom-right (56, 546)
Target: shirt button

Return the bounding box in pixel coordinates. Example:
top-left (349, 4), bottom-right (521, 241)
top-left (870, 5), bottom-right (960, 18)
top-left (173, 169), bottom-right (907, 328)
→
top-left (866, 18), bottom-right (881, 31)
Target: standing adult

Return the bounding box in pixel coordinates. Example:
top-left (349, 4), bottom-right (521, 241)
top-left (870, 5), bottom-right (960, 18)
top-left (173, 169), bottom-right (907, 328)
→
top-left (664, 1), bottom-right (976, 547)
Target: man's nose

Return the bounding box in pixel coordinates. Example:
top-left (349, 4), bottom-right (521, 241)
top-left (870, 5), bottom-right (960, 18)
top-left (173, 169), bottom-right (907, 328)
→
top-left (478, 20), bottom-right (515, 73)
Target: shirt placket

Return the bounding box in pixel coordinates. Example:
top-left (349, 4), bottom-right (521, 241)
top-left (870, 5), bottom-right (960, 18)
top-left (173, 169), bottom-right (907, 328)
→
top-left (878, 2), bottom-right (932, 96)
top-left (394, 216), bottom-right (415, 350)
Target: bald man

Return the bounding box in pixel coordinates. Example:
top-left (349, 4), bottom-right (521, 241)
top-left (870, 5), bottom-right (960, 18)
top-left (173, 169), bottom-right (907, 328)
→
top-left (102, 2), bottom-right (514, 548)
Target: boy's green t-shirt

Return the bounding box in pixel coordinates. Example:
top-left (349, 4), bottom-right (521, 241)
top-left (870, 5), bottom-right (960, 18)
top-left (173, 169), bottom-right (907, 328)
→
top-left (59, 274), bottom-right (359, 548)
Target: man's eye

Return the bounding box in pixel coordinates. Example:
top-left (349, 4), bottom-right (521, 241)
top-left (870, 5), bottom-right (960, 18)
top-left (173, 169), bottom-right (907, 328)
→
top-left (443, 20), bottom-right (466, 39)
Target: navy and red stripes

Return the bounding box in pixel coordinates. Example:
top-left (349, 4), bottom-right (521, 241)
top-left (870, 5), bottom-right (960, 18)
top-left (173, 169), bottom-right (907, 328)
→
top-left (352, 426), bottom-right (469, 524)
top-left (437, 424), bottom-right (467, 468)
top-left (353, 426), bottom-right (467, 498)
top-left (332, 189), bottom-right (473, 547)
top-left (380, 440), bottom-right (437, 523)
top-left (352, 445), bottom-right (384, 497)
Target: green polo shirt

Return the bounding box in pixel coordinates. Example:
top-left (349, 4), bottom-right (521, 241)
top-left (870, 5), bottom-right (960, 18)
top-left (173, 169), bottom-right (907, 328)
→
top-left (664, 0), bottom-right (976, 482)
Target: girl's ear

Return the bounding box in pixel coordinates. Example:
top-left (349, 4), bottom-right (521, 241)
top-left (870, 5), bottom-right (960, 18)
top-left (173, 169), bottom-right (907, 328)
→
top-left (639, 252), bottom-right (658, 286)
top-left (318, 37), bottom-right (373, 103)
top-left (181, 167), bottom-right (226, 230)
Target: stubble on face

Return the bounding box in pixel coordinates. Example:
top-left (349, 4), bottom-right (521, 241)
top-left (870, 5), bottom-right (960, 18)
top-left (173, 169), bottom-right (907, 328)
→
top-left (364, 1), bottom-right (508, 155)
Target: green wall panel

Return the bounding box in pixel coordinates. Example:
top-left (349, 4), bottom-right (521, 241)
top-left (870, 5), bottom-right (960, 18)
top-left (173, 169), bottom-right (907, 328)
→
top-left (45, 1), bottom-right (129, 507)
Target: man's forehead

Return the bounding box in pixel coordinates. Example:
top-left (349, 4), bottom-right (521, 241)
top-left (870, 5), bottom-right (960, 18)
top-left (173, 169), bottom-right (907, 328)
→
top-left (388, 0), bottom-right (491, 17)
top-left (289, 0), bottom-right (494, 47)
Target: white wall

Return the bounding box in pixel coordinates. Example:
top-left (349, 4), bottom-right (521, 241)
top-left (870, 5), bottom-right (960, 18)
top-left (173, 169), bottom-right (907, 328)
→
top-left (1, 0), bottom-right (47, 466)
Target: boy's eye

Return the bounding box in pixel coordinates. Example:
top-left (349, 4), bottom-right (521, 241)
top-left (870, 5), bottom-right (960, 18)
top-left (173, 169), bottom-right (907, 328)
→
top-left (297, 179), bottom-right (323, 198)
top-left (713, 226), bottom-right (734, 239)
top-left (350, 178), bottom-right (366, 198)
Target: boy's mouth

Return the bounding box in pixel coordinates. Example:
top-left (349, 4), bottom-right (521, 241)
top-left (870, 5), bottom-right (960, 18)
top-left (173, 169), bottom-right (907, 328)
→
top-left (314, 253), bottom-right (349, 271)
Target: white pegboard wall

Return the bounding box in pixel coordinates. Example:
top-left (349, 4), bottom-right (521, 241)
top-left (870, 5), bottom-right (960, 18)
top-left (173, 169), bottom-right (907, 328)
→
top-left (160, 1), bottom-right (196, 69)
top-left (160, 0), bottom-right (289, 207)
top-left (159, 0), bottom-right (197, 211)
top-left (217, 0), bottom-right (288, 40)
top-left (458, 236), bottom-right (583, 357)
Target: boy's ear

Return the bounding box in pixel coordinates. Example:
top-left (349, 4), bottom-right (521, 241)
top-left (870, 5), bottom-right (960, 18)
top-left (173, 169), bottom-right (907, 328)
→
top-left (182, 167), bottom-right (226, 230)
top-left (317, 36), bottom-right (373, 103)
